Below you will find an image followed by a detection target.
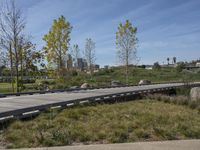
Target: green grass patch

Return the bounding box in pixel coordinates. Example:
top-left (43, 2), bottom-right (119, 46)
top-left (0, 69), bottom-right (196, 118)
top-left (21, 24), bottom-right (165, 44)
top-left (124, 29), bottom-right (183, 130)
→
top-left (1, 100), bottom-right (200, 148)
top-left (0, 83), bottom-right (15, 93)
top-left (1, 67), bottom-right (200, 93)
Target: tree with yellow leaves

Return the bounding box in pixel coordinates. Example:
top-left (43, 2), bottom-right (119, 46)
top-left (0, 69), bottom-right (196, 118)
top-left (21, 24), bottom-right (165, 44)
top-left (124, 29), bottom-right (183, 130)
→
top-left (43, 15), bottom-right (72, 76)
top-left (116, 20), bottom-right (138, 84)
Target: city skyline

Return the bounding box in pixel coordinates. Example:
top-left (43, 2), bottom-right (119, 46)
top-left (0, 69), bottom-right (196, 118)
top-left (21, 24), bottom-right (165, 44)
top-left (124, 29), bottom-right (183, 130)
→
top-left (1, 0), bottom-right (200, 66)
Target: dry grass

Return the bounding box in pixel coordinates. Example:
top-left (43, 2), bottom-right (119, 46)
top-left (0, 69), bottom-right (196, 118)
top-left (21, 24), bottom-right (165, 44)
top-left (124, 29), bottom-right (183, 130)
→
top-left (146, 94), bottom-right (200, 111)
top-left (1, 100), bottom-right (200, 148)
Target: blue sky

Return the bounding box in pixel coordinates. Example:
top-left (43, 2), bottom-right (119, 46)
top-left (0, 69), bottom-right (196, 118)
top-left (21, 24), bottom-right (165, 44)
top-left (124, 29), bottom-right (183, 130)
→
top-left (3, 0), bottom-right (200, 66)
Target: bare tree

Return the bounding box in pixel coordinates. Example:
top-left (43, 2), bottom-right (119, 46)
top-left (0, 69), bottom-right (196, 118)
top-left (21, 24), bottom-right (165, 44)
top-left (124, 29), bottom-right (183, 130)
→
top-left (84, 38), bottom-right (95, 74)
top-left (116, 20), bottom-right (138, 84)
top-left (0, 0), bottom-right (25, 92)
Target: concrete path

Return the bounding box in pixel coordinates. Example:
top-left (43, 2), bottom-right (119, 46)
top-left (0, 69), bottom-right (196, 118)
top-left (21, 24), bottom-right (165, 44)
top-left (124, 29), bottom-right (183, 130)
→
top-left (0, 83), bottom-right (187, 120)
top-left (5, 140), bottom-right (200, 150)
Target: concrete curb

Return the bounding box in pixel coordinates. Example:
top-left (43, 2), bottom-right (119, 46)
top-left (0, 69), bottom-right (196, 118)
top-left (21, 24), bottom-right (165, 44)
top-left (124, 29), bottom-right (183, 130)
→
top-left (5, 139), bottom-right (200, 150)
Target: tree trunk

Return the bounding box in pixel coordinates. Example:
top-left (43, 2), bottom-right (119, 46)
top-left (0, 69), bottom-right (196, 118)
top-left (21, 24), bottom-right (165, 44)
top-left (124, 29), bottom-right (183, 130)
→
top-left (20, 45), bottom-right (23, 91)
top-left (126, 49), bottom-right (129, 85)
top-left (14, 38), bottom-right (19, 92)
top-left (15, 55), bottom-right (19, 92)
top-left (126, 64), bottom-right (128, 85)
top-left (9, 43), bottom-right (14, 93)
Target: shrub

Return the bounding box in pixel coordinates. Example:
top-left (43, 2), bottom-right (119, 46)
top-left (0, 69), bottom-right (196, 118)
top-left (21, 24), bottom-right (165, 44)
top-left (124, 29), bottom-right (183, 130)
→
top-left (71, 70), bottom-right (78, 76)
top-left (176, 87), bottom-right (190, 96)
top-left (189, 101), bottom-right (198, 109)
top-left (41, 80), bottom-right (56, 85)
top-left (146, 94), bottom-right (200, 110)
top-left (153, 62), bottom-right (161, 70)
top-left (197, 105), bottom-right (200, 114)
top-left (176, 63), bottom-right (185, 72)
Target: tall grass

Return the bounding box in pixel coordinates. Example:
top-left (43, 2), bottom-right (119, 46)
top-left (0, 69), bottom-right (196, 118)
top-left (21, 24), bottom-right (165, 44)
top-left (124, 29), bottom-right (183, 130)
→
top-left (1, 100), bottom-right (200, 148)
top-left (146, 94), bottom-right (200, 112)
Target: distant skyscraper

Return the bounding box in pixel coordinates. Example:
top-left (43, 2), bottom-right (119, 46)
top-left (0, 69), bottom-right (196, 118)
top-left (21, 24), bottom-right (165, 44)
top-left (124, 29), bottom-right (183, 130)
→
top-left (77, 58), bottom-right (87, 71)
top-left (64, 54), bottom-right (73, 70)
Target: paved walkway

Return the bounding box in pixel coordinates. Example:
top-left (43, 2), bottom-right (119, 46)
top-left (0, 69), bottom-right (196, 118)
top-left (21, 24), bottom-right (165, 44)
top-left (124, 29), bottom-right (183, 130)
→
top-left (5, 140), bottom-right (200, 150)
top-left (0, 83), bottom-right (186, 120)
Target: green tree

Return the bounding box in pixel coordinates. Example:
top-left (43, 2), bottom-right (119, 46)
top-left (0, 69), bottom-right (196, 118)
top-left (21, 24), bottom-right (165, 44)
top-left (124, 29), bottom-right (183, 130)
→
top-left (176, 62), bottom-right (185, 72)
top-left (43, 15), bottom-right (72, 76)
top-left (18, 37), bottom-right (44, 77)
top-left (173, 57), bottom-right (177, 64)
top-left (116, 20), bottom-right (138, 84)
top-left (153, 62), bottom-right (161, 70)
top-left (167, 57), bottom-right (170, 65)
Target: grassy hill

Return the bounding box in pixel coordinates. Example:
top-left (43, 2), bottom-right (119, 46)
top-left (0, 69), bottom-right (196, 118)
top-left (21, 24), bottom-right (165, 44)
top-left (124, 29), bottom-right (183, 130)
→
top-left (1, 66), bottom-right (200, 93)
top-left (52, 67), bottom-right (200, 88)
top-left (1, 100), bottom-right (200, 148)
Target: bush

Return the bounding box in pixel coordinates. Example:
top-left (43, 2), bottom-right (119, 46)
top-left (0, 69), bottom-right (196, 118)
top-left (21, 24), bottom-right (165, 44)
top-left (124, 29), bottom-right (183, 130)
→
top-left (41, 80), bottom-right (56, 85)
top-left (189, 101), bottom-right (198, 109)
top-left (176, 87), bottom-right (190, 96)
top-left (153, 62), bottom-right (161, 70)
top-left (176, 63), bottom-right (185, 72)
top-left (71, 70), bottom-right (78, 76)
top-left (146, 94), bottom-right (199, 110)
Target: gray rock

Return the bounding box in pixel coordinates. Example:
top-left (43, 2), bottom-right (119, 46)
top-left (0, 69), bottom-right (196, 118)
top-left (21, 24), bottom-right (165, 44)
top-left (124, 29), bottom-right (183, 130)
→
top-left (190, 87), bottom-right (200, 101)
top-left (70, 86), bottom-right (79, 90)
top-left (138, 80), bottom-right (151, 85)
top-left (81, 83), bottom-right (90, 89)
top-left (111, 80), bottom-right (122, 87)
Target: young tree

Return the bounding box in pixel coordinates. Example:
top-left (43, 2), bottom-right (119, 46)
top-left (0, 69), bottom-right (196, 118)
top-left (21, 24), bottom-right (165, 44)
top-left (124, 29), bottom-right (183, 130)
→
top-left (43, 15), bottom-right (72, 77)
top-left (71, 44), bottom-right (80, 69)
top-left (153, 62), bottom-right (161, 70)
top-left (84, 38), bottom-right (95, 74)
top-left (173, 57), bottom-right (177, 64)
top-left (116, 20), bottom-right (138, 84)
top-left (18, 37), bottom-right (44, 77)
top-left (0, 0), bottom-right (25, 92)
top-left (167, 57), bottom-right (170, 65)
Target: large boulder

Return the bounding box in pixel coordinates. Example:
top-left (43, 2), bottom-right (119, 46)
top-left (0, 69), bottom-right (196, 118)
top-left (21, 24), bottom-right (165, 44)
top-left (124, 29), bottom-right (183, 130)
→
top-left (69, 86), bottom-right (79, 90)
top-left (111, 80), bottom-right (122, 87)
top-left (190, 87), bottom-right (200, 101)
top-left (81, 83), bottom-right (90, 89)
top-left (138, 80), bottom-right (151, 85)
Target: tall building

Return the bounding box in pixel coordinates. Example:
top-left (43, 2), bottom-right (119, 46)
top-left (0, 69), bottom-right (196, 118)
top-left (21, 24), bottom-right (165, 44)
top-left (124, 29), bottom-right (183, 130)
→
top-left (77, 58), bottom-right (87, 71)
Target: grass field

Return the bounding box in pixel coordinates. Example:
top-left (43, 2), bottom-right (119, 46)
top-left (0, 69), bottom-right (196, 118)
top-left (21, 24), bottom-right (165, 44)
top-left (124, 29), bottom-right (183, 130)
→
top-left (1, 100), bottom-right (200, 148)
top-left (1, 67), bottom-right (200, 93)
top-left (93, 67), bottom-right (200, 84)
top-left (0, 83), bottom-right (15, 93)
